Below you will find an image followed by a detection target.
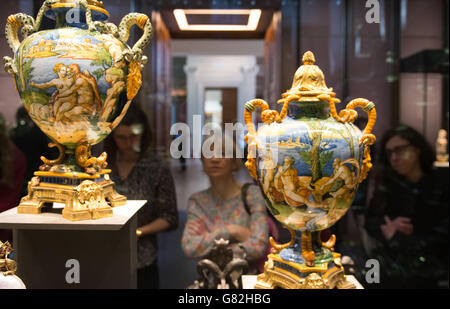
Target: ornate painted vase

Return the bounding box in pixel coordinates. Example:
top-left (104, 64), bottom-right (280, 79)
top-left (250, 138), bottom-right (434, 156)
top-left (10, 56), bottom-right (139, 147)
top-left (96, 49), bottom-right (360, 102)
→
top-left (3, 0), bottom-right (151, 220)
top-left (244, 51), bottom-right (377, 289)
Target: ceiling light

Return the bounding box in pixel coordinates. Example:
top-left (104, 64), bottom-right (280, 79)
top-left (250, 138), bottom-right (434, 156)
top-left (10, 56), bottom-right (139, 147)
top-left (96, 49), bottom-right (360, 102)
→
top-left (173, 9), bottom-right (261, 31)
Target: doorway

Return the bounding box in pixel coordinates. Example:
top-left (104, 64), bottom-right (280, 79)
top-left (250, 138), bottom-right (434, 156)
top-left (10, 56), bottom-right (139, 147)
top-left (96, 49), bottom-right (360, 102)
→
top-left (204, 87), bottom-right (238, 128)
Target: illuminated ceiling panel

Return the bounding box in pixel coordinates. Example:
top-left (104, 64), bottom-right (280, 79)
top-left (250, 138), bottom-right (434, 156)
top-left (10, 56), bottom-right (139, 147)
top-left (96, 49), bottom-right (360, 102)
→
top-left (173, 9), bottom-right (262, 31)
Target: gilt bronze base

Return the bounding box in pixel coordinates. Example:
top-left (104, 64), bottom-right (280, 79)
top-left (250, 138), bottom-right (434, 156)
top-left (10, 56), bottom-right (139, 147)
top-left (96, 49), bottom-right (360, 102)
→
top-left (17, 170), bottom-right (126, 221)
top-left (254, 252), bottom-right (356, 289)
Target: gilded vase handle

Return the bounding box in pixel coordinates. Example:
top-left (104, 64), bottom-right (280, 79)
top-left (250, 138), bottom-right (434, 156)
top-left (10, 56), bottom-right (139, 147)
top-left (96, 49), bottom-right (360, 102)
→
top-left (244, 99), bottom-right (268, 179)
top-left (335, 98), bottom-right (377, 147)
top-left (117, 13), bottom-right (152, 101)
top-left (347, 98), bottom-right (377, 181)
top-left (243, 96), bottom-right (299, 179)
top-left (5, 13), bottom-right (35, 54)
top-left (4, 0), bottom-right (58, 54)
top-left (118, 13), bottom-right (153, 59)
top-left (345, 98), bottom-right (377, 140)
top-left (333, 97), bottom-right (377, 181)
top-left (324, 96), bottom-right (376, 141)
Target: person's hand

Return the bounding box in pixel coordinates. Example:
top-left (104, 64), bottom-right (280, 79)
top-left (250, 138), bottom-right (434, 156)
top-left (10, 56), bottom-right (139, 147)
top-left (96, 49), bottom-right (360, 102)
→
top-left (392, 216), bottom-right (414, 235)
top-left (380, 216), bottom-right (396, 239)
top-left (226, 224), bottom-right (251, 243)
top-left (380, 216), bottom-right (413, 240)
top-left (188, 220), bottom-right (208, 236)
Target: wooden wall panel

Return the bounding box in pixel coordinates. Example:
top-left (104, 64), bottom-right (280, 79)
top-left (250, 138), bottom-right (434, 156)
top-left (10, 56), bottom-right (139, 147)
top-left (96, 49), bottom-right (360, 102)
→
top-left (136, 2), bottom-right (172, 159)
top-left (221, 88), bottom-right (238, 126)
top-left (0, 1), bottom-right (31, 128)
top-left (264, 11), bottom-right (282, 109)
top-left (399, 0), bottom-right (445, 144)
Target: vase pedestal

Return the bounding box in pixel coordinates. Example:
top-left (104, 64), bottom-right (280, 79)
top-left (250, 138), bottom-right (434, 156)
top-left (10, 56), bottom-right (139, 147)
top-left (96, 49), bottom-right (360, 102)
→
top-left (254, 252), bottom-right (356, 289)
top-left (0, 200), bottom-right (146, 288)
top-left (17, 170), bottom-right (126, 221)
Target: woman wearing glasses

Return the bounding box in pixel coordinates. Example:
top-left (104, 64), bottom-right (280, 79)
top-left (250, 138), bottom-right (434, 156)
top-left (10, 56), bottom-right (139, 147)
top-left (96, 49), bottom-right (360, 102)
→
top-left (104, 104), bottom-right (178, 289)
top-left (364, 125), bottom-right (448, 288)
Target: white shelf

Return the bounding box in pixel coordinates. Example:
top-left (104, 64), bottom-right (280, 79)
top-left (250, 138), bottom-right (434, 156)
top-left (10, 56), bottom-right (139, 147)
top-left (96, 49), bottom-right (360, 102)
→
top-left (434, 161), bottom-right (449, 168)
top-left (0, 200), bottom-right (146, 231)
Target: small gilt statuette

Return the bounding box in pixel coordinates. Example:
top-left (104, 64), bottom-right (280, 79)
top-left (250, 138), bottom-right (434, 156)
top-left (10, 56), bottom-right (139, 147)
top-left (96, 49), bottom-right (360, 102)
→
top-left (434, 129), bottom-right (449, 168)
top-left (0, 241), bottom-right (16, 276)
top-left (0, 241), bottom-right (26, 288)
top-left (436, 129), bottom-right (449, 162)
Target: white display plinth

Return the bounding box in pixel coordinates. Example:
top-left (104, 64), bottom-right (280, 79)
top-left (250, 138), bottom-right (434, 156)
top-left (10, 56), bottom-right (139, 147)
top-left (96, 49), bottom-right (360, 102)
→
top-left (0, 200), bottom-right (146, 289)
top-left (434, 161), bottom-right (449, 168)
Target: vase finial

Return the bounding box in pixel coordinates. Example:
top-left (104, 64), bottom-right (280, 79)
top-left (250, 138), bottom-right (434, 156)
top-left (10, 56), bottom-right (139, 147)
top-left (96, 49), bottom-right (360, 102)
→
top-left (302, 51), bottom-right (315, 65)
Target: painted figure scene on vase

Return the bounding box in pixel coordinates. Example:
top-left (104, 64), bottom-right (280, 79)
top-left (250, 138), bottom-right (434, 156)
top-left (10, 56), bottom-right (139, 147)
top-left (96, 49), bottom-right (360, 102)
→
top-left (255, 111), bottom-right (364, 232)
top-left (15, 28), bottom-right (128, 148)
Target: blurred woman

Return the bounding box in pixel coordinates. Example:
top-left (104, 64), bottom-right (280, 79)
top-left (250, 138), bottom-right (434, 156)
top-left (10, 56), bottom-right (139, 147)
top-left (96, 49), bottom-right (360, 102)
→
top-left (365, 125), bottom-right (448, 288)
top-left (104, 104), bottom-right (178, 289)
top-left (181, 133), bottom-right (268, 270)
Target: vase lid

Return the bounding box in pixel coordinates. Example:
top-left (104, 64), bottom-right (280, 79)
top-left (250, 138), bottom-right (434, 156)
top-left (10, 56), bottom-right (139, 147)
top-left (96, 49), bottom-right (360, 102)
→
top-left (47, 0), bottom-right (109, 20)
top-left (280, 51), bottom-right (337, 103)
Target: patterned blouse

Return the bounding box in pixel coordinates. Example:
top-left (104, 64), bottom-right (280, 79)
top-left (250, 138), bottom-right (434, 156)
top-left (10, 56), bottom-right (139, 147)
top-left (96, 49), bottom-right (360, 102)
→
top-left (110, 152), bottom-right (178, 269)
top-left (181, 184), bottom-right (268, 261)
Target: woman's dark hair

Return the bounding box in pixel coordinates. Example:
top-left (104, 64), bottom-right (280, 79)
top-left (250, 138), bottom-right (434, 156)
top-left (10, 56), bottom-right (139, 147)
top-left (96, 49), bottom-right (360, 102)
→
top-left (16, 106), bottom-right (30, 124)
top-left (378, 124), bottom-right (434, 173)
top-left (104, 104), bottom-right (152, 167)
top-left (367, 125), bottom-right (435, 215)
